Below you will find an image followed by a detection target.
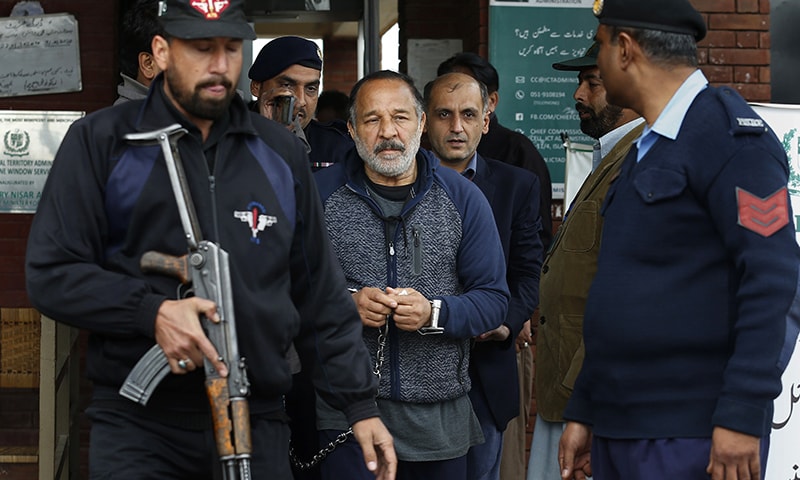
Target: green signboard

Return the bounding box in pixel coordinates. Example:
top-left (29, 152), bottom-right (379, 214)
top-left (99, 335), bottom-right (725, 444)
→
top-left (489, 0), bottom-right (597, 199)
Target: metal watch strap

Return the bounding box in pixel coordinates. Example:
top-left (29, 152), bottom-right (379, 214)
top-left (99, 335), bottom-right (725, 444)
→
top-left (419, 298), bottom-right (444, 335)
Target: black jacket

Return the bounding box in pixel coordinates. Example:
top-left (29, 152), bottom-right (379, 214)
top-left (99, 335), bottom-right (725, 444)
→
top-left (478, 114), bottom-right (553, 249)
top-left (247, 99), bottom-right (354, 171)
top-left (26, 76), bottom-right (379, 423)
top-left (305, 119), bottom-right (354, 170)
top-left (470, 154), bottom-right (543, 429)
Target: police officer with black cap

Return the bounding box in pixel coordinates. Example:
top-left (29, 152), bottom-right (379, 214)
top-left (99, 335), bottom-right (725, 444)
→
top-left (25, 1), bottom-right (397, 479)
top-left (249, 36), bottom-right (354, 171)
top-left (558, 1), bottom-right (800, 479)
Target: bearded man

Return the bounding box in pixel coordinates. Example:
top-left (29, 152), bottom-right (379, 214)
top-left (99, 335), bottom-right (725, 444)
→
top-left (25, 1), bottom-right (395, 478)
top-left (313, 70), bottom-right (510, 480)
top-left (526, 41), bottom-right (642, 480)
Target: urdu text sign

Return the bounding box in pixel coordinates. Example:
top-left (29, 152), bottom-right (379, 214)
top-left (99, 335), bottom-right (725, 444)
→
top-left (0, 14), bottom-right (82, 97)
top-left (749, 103), bottom-right (800, 480)
top-left (489, 0), bottom-right (596, 199)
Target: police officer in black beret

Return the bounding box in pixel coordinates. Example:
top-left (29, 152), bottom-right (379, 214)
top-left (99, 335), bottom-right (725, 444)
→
top-left (558, 1), bottom-right (800, 480)
top-left (249, 36), bottom-right (354, 171)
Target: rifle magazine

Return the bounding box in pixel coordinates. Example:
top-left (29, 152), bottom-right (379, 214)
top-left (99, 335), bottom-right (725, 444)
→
top-left (119, 344), bottom-right (171, 405)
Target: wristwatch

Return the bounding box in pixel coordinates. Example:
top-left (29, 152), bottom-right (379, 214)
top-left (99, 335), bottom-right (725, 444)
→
top-left (418, 299), bottom-right (444, 335)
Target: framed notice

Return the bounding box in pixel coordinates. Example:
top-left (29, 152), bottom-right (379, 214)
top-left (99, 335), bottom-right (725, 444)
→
top-left (0, 13), bottom-right (82, 97)
top-left (407, 39), bottom-right (463, 91)
top-left (0, 110), bottom-right (84, 213)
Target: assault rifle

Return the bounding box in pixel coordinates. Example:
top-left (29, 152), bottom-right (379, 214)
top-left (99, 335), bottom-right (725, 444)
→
top-left (119, 124), bottom-right (252, 480)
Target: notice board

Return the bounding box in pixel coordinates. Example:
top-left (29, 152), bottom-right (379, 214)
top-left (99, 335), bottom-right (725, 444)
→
top-left (0, 13), bottom-right (82, 97)
top-left (0, 110), bottom-right (84, 213)
top-left (489, 0), bottom-right (596, 198)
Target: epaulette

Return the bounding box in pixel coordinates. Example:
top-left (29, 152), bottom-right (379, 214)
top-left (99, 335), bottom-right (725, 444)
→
top-left (716, 86), bottom-right (769, 136)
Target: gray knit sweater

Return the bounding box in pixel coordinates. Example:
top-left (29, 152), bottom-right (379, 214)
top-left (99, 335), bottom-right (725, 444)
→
top-left (315, 150), bottom-right (510, 403)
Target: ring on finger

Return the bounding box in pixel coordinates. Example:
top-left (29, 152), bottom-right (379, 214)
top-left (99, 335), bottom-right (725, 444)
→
top-left (177, 358), bottom-right (190, 369)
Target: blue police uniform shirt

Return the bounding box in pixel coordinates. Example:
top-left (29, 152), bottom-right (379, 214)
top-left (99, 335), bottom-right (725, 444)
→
top-left (636, 69), bottom-right (708, 161)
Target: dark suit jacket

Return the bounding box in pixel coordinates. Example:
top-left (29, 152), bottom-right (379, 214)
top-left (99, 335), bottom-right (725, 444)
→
top-left (478, 114), bottom-right (553, 250)
top-left (470, 154), bottom-right (543, 430)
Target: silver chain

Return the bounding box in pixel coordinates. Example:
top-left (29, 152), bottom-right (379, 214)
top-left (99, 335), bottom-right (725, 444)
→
top-left (373, 323), bottom-right (388, 378)
top-left (289, 427), bottom-right (353, 470)
top-left (289, 324), bottom-right (389, 470)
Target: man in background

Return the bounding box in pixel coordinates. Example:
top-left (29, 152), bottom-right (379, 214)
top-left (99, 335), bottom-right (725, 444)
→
top-left (437, 52), bottom-right (551, 479)
top-left (425, 72), bottom-right (543, 480)
top-left (437, 52), bottom-right (552, 249)
top-left (248, 36), bottom-right (353, 170)
top-left (114, 0), bottom-right (163, 104)
top-left (249, 36), bottom-right (357, 477)
top-left (316, 90), bottom-right (350, 123)
top-left (527, 42), bottom-right (642, 480)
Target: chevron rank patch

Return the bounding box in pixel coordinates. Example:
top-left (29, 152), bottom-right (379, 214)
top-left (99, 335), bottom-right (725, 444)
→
top-left (736, 186), bottom-right (789, 237)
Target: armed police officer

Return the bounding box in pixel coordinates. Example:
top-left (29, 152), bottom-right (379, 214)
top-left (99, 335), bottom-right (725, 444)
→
top-left (26, 1), bottom-right (395, 479)
top-left (248, 36), bottom-right (354, 171)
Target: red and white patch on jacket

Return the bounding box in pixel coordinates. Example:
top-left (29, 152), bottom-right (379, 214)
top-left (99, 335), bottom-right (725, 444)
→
top-left (191, 0), bottom-right (229, 19)
top-left (736, 186), bottom-right (789, 237)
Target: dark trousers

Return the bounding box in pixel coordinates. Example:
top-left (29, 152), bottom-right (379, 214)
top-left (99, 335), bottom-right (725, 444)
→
top-left (287, 369), bottom-right (322, 480)
top-left (591, 435), bottom-right (770, 480)
top-left (319, 429), bottom-right (467, 480)
top-left (87, 405), bottom-right (292, 480)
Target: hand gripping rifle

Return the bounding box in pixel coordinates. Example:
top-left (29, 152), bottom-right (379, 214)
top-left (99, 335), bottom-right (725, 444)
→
top-left (119, 124), bottom-right (252, 480)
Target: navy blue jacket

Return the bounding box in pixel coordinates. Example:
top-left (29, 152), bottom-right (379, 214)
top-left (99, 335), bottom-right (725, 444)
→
top-left (26, 76), bottom-right (379, 423)
top-left (315, 148), bottom-right (510, 403)
top-left (565, 86), bottom-right (800, 439)
top-left (305, 119), bottom-right (354, 170)
top-left (247, 100), bottom-right (353, 171)
top-left (470, 154), bottom-right (543, 429)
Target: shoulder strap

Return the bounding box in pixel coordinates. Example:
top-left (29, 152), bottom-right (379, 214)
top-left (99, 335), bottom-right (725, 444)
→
top-left (715, 86), bottom-right (769, 136)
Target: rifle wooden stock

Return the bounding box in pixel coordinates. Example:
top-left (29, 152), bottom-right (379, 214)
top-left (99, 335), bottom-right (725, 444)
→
top-left (140, 251), bottom-right (191, 285)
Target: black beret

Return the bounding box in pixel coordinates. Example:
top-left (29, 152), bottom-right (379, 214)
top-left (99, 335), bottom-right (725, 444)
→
top-left (552, 42), bottom-right (599, 71)
top-left (593, 0), bottom-right (707, 41)
top-left (248, 36), bottom-right (323, 82)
